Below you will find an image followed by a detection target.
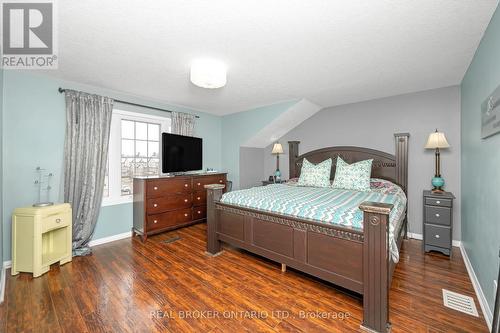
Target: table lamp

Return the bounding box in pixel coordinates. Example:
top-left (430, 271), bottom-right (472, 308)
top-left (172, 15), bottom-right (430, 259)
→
top-left (272, 143), bottom-right (284, 181)
top-left (425, 129), bottom-right (450, 193)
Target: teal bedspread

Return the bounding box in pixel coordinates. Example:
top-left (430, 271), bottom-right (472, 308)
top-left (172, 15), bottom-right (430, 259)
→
top-left (220, 180), bottom-right (406, 262)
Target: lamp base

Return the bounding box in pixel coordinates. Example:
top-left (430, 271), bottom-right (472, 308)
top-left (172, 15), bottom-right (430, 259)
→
top-left (275, 169), bottom-right (281, 182)
top-left (431, 176), bottom-right (445, 193)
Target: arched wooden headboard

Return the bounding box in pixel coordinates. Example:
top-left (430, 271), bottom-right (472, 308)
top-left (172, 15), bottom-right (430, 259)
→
top-left (288, 133), bottom-right (410, 194)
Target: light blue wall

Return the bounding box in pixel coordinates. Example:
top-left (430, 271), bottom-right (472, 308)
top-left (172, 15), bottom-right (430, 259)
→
top-left (2, 71), bottom-right (222, 260)
top-left (1, 70), bottom-right (295, 260)
top-left (461, 6), bottom-right (500, 313)
top-left (221, 100), bottom-right (297, 189)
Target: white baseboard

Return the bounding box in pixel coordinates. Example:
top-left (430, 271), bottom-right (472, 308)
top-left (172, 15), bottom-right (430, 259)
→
top-left (88, 231), bottom-right (132, 247)
top-left (407, 232), bottom-right (461, 247)
top-left (0, 260), bottom-right (11, 304)
top-left (0, 263), bottom-right (6, 303)
top-left (459, 243), bottom-right (493, 331)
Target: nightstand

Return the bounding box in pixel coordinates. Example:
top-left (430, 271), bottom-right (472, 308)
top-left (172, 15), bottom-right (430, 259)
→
top-left (11, 203), bottom-right (72, 277)
top-left (423, 190), bottom-right (455, 257)
top-left (262, 180), bottom-right (286, 186)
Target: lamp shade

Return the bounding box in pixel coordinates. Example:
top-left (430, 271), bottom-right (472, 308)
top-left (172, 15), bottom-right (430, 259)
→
top-left (190, 59), bottom-right (227, 89)
top-left (425, 131), bottom-right (450, 149)
top-left (271, 143), bottom-right (284, 154)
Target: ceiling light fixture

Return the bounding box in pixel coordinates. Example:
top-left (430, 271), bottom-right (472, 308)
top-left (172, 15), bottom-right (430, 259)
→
top-left (190, 58), bottom-right (227, 89)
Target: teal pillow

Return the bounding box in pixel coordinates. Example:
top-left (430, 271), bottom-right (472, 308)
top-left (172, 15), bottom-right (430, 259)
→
top-left (332, 157), bottom-right (373, 191)
top-left (297, 158), bottom-right (332, 187)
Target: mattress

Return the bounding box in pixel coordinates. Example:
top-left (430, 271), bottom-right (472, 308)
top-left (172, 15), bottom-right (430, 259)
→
top-left (220, 179), bottom-right (407, 262)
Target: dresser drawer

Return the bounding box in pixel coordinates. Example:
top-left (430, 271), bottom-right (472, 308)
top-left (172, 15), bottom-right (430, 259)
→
top-left (146, 178), bottom-right (192, 197)
top-left (192, 175), bottom-right (226, 192)
top-left (193, 205), bottom-right (207, 220)
top-left (425, 206), bottom-right (451, 226)
top-left (147, 208), bottom-right (192, 231)
top-left (425, 197), bottom-right (452, 207)
top-left (425, 224), bottom-right (451, 249)
top-left (147, 194), bottom-right (192, 214)
top-left (193, 191), bottom-right (207, 207)
top-left (42, 211), bottom-right (71, 233)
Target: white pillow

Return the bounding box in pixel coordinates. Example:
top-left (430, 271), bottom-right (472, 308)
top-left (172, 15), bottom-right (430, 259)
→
top-left (332, 157), bottom-right (373, 191)
top-left (297, 158), bottom-right (332, 187)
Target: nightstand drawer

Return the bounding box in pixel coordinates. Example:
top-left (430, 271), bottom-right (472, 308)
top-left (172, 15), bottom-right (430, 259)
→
top-left (425, 197), bottom-right (452, 207)
top-left (425, 206), bottom-right (451, 226)
top-left (425, 224), bottom-right (451, 248)
top-left (42, 211), bottom-right (71, 233)
top-left (147, 194), bottom-right (192, 214)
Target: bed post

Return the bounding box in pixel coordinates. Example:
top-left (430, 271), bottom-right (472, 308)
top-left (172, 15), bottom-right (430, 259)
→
top-left (394, 133), bottom-right (409, 193)
top-left (288, 141), bottom-right (300, 178)
top-left (394, 132), bottom-right (409, 239)
top-left (359, 202), bottom-right (393, 333)
top-left (205, 184), bottom-right (225, 255)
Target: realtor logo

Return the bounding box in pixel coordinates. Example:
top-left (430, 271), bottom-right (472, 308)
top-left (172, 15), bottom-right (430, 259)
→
top-left (1, 0), bottom-right (58, 69)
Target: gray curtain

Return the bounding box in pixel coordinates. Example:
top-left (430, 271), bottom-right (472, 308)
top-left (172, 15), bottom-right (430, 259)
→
top-left (63, 90), bottom-right (113, 256)
top-left (171, 111), bottom-right (195, 136)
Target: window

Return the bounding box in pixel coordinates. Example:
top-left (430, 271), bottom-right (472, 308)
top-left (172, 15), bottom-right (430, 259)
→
top-left (103, 109), bottom-right (171, 206)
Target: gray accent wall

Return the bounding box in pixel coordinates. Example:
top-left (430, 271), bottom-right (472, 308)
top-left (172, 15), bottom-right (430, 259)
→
top-left (239, 147), bottom-right (265, 189)
top-left (461, 5), bottom-right (500, 314)
top-left (263, 86), bottom-right (461, 241)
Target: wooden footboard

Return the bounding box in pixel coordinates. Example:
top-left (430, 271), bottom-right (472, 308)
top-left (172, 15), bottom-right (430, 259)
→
top-left (206, 185), bottom-right (394, 333)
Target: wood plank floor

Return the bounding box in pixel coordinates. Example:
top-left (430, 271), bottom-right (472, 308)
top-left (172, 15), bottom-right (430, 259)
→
top-left (0, 223), bottom-right (489, 333)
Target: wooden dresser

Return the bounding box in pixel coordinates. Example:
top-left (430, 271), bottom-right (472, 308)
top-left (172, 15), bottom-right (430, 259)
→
top-left (133, 173), bottom-right (227, 241)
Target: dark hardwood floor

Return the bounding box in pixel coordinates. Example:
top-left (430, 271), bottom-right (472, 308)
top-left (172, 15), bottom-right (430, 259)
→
top-left (0, 223), bottom-right (489, 332)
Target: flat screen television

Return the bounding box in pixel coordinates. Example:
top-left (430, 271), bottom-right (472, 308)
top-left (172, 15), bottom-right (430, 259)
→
top-left (162, 133), bottom-right (202, 173)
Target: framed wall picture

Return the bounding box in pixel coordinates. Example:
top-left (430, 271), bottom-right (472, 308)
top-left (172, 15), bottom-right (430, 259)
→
top-left (481, 84), bottom-right (500, 139)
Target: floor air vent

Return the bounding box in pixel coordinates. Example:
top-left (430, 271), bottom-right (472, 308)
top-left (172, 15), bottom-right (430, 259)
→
top-left (163, 236), bottom-right (181, 244)
top-left (442, 289), bottom-right (479, 317)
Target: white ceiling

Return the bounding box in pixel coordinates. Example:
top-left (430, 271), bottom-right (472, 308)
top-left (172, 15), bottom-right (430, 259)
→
top-left (46, 0), bottom-right (498, 115)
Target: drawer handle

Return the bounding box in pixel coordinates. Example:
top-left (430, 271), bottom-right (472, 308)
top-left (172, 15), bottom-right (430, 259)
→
top-left (435, 234), bottom-right (440, 239)
top-left (184, 199), bottom-right (188, 202)
top-left (184, 184), bottom-right (188, 187)
top-left (153, 220), bottom-right (158, 224)
top-left (154, 186), bottom-right (158, 190)
top-left (197, 197), bottom-right (201, 200)
top-left (153, 203), bottom-right (158, 208)
top-left (197, 211), bottom-right (201, 214)
top-left (184, 213), bottom-right (188, 217)
top-left (197, 182), bottom-right (201, 186)
top-left (219, 180), bottom-right (223, 183)
top-left (56, 218), bottom-right (61, 223)
top-left (436, 200), bottom-right (441, 204)
top-left (435, 213), bottom-right (440, 217)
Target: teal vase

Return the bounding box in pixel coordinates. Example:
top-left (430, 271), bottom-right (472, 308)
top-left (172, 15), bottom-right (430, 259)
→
top-left (275, 169), bottom-right (281, 182)
top-left (432, 176), bottom-right (445, 188)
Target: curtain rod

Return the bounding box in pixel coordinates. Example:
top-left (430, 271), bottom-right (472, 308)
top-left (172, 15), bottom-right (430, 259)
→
top-left (58, 87), bottom-right (200, 118)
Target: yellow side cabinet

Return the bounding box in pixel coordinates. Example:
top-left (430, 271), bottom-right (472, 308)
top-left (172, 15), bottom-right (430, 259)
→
top-left (12, 203), bottom-right (72, 277)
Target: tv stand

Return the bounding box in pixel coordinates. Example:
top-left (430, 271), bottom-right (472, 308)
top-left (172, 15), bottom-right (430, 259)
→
top-left (132, 172), bottom-right (227, 241)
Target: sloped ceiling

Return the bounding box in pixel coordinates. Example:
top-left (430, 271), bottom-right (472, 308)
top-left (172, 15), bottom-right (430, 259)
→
top-left (242, 99), bottom-right (322, 148)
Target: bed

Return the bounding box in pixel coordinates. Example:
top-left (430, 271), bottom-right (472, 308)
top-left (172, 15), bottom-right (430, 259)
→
top-left (205, 133), bottom-right (409, 333)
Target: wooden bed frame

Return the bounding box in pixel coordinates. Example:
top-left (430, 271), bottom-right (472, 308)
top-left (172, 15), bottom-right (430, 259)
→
top-left (205, 133), bottom-right (409, 333)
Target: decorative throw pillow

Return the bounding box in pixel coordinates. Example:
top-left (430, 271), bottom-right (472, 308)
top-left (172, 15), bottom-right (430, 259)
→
top-left (332, 157), bottom-right (373, 191)
top-left (297, 158), bottom-right (332, 187)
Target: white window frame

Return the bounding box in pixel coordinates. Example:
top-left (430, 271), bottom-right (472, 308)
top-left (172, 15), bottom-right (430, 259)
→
top-left (102, 109), bottom-right (171, 207)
